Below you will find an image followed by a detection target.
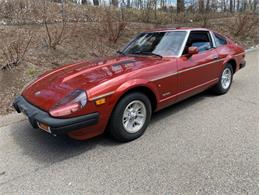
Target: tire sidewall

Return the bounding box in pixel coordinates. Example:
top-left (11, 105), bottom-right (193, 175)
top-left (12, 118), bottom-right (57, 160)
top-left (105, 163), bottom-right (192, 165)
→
top-left (109, 92), bottom-right (152, 142)
top-left (216, 63), bottom-right (233, 94)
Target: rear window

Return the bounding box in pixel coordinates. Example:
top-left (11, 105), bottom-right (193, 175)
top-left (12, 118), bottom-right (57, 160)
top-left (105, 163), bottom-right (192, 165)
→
top-left (214, 33), bottom-right (227, 47)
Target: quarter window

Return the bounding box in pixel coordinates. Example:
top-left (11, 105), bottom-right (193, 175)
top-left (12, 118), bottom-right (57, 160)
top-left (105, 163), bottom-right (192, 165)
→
top-left (214, 33), bottom-right (227, 47)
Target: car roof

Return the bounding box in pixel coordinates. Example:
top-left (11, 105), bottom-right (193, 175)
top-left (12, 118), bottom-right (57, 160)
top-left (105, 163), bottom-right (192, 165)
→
top-left (144, 27), bottom-right (210, 33)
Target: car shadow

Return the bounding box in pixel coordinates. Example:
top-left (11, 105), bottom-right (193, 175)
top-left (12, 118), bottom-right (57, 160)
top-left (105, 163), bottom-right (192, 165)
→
top-left (10, 90), bottom-right (215, 165)
top-left (10, 123), bottom-right (117, 165)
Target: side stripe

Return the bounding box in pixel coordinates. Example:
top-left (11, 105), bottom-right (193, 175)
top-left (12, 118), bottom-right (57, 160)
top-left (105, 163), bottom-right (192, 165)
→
top-left (151, 58), bottom-right (224, 82)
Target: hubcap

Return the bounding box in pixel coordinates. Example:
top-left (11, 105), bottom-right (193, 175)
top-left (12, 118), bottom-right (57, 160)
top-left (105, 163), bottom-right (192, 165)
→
top-left (122, 100), bottom-right (147, 133)
top-left (221, 68), bottom-right (232, 89)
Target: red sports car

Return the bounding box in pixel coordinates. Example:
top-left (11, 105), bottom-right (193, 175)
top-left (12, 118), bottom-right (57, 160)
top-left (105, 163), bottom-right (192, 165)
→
top-left (13, 28), bottom-right (246, 141)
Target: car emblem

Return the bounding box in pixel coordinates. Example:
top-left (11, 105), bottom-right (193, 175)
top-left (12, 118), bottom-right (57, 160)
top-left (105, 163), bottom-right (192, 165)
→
top-left (35, 91), bottom-right (41, 96)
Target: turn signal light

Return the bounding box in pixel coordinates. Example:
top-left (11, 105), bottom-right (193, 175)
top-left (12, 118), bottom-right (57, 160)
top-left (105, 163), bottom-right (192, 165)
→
top-left (95, 98), bottom-right (106, 105)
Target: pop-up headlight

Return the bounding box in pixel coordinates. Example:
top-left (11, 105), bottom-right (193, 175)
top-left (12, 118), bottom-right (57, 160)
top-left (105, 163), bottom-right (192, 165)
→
top-left (50, 89), bottom-right (87, 117)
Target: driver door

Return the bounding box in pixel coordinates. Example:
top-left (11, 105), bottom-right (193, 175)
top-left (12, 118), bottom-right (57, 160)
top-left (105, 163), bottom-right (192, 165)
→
top-left (176, 31), bottom-right (220, 100)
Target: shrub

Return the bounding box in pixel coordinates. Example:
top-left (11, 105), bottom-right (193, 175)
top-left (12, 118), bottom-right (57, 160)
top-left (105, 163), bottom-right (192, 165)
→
top-left (229, 12), bottom-right (258, 37)
top-left (0, 32), bottom-right (32, 70)
top-left (101, 8), bottom-right (127, 44)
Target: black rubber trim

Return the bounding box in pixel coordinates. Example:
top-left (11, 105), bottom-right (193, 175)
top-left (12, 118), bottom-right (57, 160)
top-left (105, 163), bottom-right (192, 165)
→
top-left (13, 96), bottom-right (99, 134)
top-left (240, 59), bottom-right (246, 69)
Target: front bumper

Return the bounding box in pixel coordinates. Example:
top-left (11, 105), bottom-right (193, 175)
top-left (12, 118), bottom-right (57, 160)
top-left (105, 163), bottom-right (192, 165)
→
top-left (13, 96), bottom-right (99, 135)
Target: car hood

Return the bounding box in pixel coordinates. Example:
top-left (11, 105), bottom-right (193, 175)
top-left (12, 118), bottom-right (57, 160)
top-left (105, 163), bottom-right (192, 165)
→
top-left (22, 55), bottom-right (165, 111)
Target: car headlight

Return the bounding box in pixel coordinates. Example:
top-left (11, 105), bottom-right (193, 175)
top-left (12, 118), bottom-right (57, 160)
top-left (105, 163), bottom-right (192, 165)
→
top-left (50, 89), bottom-right (87, 117)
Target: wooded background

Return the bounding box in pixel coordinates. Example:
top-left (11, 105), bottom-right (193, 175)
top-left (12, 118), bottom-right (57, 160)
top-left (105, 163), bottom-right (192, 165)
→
top-left (61, 0), bottom-right (258, 13)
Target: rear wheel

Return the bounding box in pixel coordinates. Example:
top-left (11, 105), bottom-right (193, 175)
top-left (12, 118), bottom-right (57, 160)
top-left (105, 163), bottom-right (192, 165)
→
top-left (212, 63), bottom-right (233, 95)
top-left (108, 92), bottom-right (152, 142)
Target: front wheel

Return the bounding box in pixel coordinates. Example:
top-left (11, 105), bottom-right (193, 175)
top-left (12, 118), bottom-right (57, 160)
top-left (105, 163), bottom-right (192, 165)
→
top-left (212, 63), bottom-right (233, 95)
top-left (108, 92), bottom-right (152, 142)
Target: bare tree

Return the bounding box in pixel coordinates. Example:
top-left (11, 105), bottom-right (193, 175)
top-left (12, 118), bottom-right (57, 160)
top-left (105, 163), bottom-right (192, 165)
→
top-left (237, 0), bottom-right (240, 11)
top-left (230, 0), bottom-right (233, 12)
top-left (93, 0), bottom-right (99, 6)
top-left (111, 0), bottom-right (119, 7)
top-left (205, 0), bottom-right (210, 12)
top-left (198, 0), bottom-right (204, 12)
top-left (42, 0), bottom-right (71, 50)
top-left (127, 0), bottom-right (131, 7)
top-left (1, 31), bottom-right (32, 70)
top-left (253, 0), bottom-right (258, 12)
top-left (177, 0), bottom-right (184, 13)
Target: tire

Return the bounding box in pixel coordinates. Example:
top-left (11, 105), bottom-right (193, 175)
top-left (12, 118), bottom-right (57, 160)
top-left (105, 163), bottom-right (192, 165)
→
top-left (108, 92), bottom-right (152, 142)
top-left (212, 63), bottom-right (233, 95)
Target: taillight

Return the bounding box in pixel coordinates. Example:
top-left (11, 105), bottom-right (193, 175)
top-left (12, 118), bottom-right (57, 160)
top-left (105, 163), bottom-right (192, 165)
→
top-left (50, 89), bottom-right (87, 117)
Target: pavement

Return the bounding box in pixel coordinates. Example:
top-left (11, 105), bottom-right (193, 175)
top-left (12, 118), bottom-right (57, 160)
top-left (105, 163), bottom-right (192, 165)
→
top-left (0, 49), bottom-right (258, 194)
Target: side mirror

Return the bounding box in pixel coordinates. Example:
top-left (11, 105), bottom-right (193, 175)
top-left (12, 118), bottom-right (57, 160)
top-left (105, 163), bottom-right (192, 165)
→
top-left (188, 46), bottom-right (199, 56)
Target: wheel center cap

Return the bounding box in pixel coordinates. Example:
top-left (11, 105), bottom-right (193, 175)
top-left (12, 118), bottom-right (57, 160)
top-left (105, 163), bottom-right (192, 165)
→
top-left (129, 112), bottom-right (136, 119)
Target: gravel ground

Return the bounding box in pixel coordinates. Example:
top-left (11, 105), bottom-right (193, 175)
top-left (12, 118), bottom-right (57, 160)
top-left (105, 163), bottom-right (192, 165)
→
top-left (0, 50), bottom-right (258, 194)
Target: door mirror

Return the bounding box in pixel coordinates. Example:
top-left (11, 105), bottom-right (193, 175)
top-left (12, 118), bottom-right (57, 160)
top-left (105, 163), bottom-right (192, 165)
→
top-left (188, 46), bottom-right (199, 56)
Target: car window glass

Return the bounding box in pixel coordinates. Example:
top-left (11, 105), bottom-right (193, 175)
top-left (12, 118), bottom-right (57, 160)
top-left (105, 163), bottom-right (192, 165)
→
top-left (183, 31), bottom-right (213, 54)
top-left (214, 33), bottom-right (227, 47)
top-left (123, 31), bottom-right (187, 56)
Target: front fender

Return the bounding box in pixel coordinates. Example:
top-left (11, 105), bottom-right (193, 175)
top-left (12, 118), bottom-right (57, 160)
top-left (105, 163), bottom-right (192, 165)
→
top-left (113, 79), bottom-right (159, 104)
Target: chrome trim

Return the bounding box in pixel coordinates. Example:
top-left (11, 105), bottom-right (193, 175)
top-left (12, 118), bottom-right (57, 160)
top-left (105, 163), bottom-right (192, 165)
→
top-left (90, 91), bottom-right (115, 101)
top-left (151, 72), bottom-right (178, 82)
top-left (177, 30), bottom-right (191, 57)
top-left (210, 31), bottom-right (216, 48)
top-left (234, 52), bottom-right (245, 57)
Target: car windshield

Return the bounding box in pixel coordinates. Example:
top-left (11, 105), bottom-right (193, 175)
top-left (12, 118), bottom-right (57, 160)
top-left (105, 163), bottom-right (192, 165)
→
top-left (122, 31), bottom-right (187, 57)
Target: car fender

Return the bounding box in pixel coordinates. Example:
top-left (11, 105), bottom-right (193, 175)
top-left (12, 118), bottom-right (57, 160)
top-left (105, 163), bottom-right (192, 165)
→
top-left (223, 54), bottom-right (238, 72)
top-left (113, 79), bottom-right (159, 105)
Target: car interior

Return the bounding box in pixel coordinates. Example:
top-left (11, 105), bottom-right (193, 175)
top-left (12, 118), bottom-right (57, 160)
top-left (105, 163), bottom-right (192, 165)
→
top-left (183, 31), bottom-right (213, 55)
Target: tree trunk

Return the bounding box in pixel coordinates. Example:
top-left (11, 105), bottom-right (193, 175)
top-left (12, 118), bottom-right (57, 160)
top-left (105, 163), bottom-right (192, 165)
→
top-left (93, 0), bottom-right (99, 6)
top-left (205, 0), bottom-right (210, 12)
top-left (127, 0), bottom-right (131, 8)
top-left (230, 0), bottom-right (233, 12)
top-left (242, 0), bottom-right (247, 11)
top-left (236, 0), bottom-right (240, 11)
top-left (198, 0), bottom-right (204, 12)
top-left (111, 0), bottom-right (119, 7)
top-left (177, 0), bottom-right (184, 14)
top-left (223, 0), bottom-right (226, 12)
top-left (253, 0), bottom-right (258, 12)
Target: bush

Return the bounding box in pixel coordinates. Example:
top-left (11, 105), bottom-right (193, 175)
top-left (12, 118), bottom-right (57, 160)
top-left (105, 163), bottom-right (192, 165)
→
top-left (229, 12), bottom-right (258, 37)
top-left (101, 8), bottom-right (127, 44)
top-left (0, 31), bottom-right (32, 70)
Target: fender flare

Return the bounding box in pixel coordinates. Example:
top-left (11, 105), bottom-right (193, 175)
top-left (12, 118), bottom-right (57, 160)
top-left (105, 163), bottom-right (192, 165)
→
top-left (223, 55), bottom-right (237, 73)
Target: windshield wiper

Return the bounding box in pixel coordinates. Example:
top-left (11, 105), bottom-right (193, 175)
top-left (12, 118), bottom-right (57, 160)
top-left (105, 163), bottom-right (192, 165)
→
top-left (130, 51), bottom-right (163, 58)
top-left (116, 50), bottom-right (126, 56)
